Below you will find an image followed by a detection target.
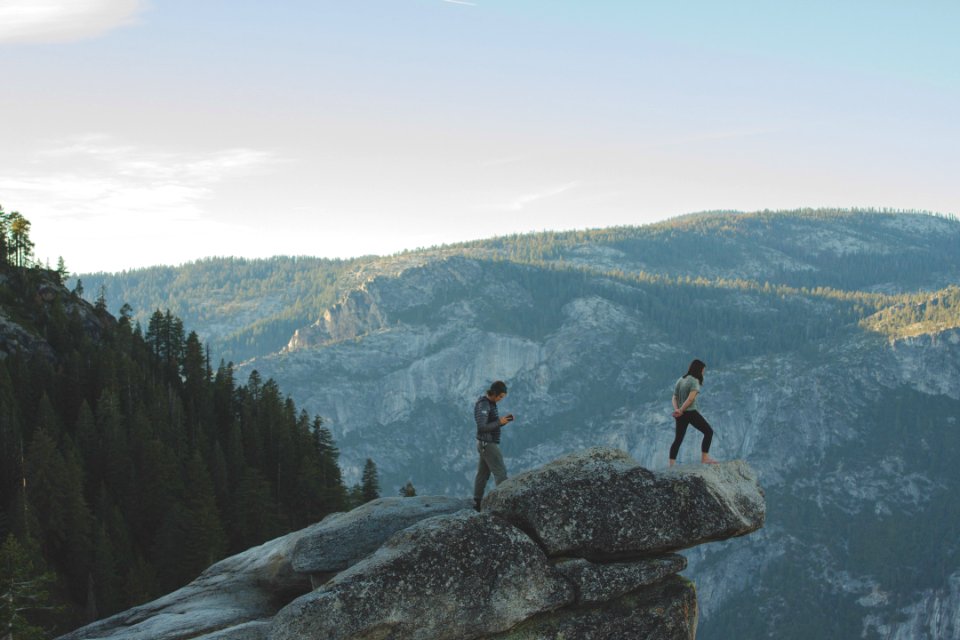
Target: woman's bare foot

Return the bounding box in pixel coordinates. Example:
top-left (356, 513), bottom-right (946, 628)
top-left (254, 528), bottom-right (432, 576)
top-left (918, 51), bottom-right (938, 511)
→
top-left (701, 454), bottom-right (720, 464)
top-left (668, 459), bottom-right (676, 467)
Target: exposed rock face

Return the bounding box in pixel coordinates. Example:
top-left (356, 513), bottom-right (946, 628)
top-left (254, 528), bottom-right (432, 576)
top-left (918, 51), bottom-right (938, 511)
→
top-left (285, 257), bottom-right (487, 351)
top-left (272, 511), bottom-right (574, 640)
top-left (487, 576), bottom-right (698, 640)
top-left (0, 309), bottom-right (55, 361)
top-left (483, 449), bottom-right (765, 559)
top-left (291, 495), bottom-right (471, 578)
top-left (0, 269), bottom-right (108, 362)
top-left (61, 450), bottom-right (761, 640)
top-left (555, 554), bottom-right (688, 604)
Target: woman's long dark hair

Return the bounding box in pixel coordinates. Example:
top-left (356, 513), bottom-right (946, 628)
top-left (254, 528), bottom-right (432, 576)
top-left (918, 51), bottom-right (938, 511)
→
top-left (683, 359), bottom-right (706, 385)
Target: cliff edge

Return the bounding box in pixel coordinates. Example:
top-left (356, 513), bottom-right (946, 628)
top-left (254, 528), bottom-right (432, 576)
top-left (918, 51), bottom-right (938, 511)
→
top-left (58, 448), bottom-right (765, 640)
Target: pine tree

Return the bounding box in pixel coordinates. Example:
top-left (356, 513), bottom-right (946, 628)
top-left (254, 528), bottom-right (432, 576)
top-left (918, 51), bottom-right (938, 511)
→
top-left (55, 257), bottom-right (69, 285)
top-left (0, 204), bottom-right (9, 265)
top-left (311, 419), bottom-right (347, 515)
top-left (7, 212), bottom-right (34, 268)
top-left (95, 285), bottom-right (108, 313)
top-left (399, 481), bottom-right (417, 497)
top-left (361, 459), bottom-right (380, 504)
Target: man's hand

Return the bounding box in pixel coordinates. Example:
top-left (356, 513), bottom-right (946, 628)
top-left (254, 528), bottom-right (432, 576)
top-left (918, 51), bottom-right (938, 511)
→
top-left (500, 414), bottom-right (514, 425)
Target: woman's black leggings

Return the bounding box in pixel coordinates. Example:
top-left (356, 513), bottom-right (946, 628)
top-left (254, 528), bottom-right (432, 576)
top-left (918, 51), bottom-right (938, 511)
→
top-left (670, 411), bottom-right (713, 460)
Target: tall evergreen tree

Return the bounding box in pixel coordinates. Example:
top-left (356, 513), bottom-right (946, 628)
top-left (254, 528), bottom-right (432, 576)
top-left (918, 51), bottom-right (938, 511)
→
top-left (56, 257), bottom-right (69, 285)
top-left (8, 212), bottom-right (34, 268)
top-left (0, 204), bottom-right (9, 266)
top-left (361, 459), bottom-right (380, 504)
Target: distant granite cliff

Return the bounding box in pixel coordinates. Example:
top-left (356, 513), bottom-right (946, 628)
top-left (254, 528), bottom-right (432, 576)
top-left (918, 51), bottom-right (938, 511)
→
top-left (58, 449), bottom-right (765, 640)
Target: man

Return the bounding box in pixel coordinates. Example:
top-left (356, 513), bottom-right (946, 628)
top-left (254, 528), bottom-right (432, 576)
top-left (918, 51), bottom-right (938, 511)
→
top-left (473, 380), bottom-right (514, 511)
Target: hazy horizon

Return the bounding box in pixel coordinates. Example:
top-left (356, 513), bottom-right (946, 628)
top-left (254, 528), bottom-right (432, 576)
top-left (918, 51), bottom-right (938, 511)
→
top-left (63, 206), bottom-right (955, 276)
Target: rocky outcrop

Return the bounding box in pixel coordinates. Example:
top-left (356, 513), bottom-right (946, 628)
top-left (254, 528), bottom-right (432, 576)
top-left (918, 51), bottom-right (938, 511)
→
top-left (0, 309), bottom-right (56, 361)
top-left (0, 267), bottom-right (111, 361)
top-left (483, 448), bottom-right (765, 559)
top-left (59, 450), bottom-right (764, 640)
top-left (274, 450), bottom-right (761, 640)
top-left (285, 256), bottom-right (486, 351)
top-left (286, 287), bottom-right (387, 350)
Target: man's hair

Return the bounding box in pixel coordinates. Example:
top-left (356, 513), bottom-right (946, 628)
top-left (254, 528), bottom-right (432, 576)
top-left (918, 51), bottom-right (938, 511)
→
top-left (488, 380), bottom-right (508, 396)
top-left (684, 359), bottom-right (706, 385)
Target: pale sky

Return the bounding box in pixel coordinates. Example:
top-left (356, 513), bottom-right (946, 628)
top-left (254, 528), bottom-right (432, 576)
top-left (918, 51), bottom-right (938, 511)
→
top-left (1, 0), bottom-right (958, 273)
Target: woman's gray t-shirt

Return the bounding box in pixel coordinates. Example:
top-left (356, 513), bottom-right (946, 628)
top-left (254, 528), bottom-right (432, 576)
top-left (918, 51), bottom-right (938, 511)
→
top-left (674, 376), bottom-right (702, 412)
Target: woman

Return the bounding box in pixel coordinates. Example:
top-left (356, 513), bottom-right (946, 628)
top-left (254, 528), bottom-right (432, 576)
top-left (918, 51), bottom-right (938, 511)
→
top-left (669, 359), bottom-right (719, 466)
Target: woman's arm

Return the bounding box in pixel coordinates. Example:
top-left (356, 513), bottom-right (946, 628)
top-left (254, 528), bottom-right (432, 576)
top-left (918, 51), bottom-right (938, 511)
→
top-left (677, 390), bottom-right (698, 413)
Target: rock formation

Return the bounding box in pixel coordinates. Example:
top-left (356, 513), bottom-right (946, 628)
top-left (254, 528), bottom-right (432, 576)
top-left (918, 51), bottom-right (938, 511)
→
top-left (58, 449), bottom-right (764, 640)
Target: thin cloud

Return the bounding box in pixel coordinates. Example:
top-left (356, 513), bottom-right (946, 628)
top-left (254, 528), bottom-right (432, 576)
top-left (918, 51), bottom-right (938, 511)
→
top-left (35, 135), bottom-right (282, 183)
top-left (0, 0), bottom-right (145, 44)
top-left (441, 0), bottom-right (477, 6)
top-left (0, 135), bottom-right (285, 270)
top-left (503, 181), bottom-right (582, 212)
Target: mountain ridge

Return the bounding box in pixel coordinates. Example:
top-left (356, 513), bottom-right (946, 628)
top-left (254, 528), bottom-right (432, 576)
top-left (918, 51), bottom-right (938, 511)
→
top-left (76, 208), bottom-right (960, 365)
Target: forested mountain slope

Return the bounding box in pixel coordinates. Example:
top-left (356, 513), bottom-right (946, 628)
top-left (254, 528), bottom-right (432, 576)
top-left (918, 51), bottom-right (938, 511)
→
top-left (0, 263), bottom-right (353, 636)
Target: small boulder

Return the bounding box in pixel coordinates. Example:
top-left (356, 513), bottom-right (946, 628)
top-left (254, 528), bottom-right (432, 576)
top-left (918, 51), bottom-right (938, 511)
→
top-left (483, 447), bottom-right (765, 559)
